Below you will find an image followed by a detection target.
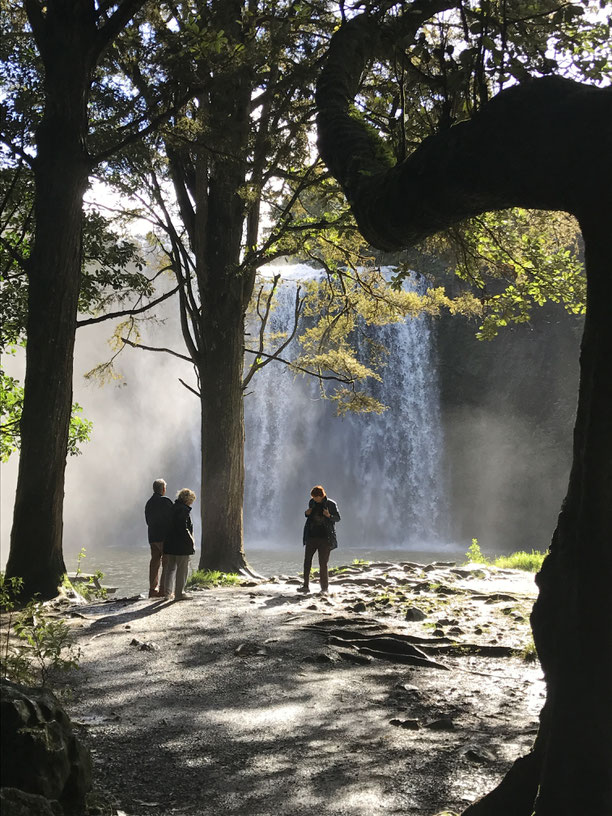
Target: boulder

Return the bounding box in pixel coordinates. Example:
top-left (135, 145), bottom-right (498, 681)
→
top-left (0, 680), bottom-right (91, 815)
top-left (0, 788), bottom-right (63, 816)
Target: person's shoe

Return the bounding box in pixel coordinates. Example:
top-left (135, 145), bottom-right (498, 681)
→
top-left (148, 590), bottom-right (161, 598)
top-left (319, 588), bottom-right (330, 596)
top-left (296, 585), bottom-right (310, 594)
top-left (174, 594), bottom-right (193, 601)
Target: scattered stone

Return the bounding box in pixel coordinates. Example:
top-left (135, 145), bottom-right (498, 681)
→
top-left (352, 601), bottom-right (367, 612)
top-left (425, 717), bottom-right (455, 730)
top-left (389, 718), bottom-right (420, 730)
top-left (394, 683), bottom-right (420, 694)
top-left (404, 607), bottom-right (426, 622)
top-left (337, 650), bottom-right (373, 665)
top-left (1, 680), bottom-right (91, 815)
top-left (448, 627), bottom-right (464, 636)
top-left (474, 626), bottom-right (483, 635)
top-left (432, 629), bottom-right (446, 637)
top-left (129, 639), bottom-right (157, 652)
top-left (234, 642), bottom-right (268, 656)
top-left (464, 746), bottom-right (497, 763)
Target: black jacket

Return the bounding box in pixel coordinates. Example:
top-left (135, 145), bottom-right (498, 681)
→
top-left (303, 497), bottom-right (340, 549)
top-left (163, 500), bottom-right (195, 556)
top-left (144, 493), bottom-right (173, 543)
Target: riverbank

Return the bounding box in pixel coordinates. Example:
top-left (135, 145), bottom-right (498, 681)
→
top-left (62, 559), bottom-right (542, 816)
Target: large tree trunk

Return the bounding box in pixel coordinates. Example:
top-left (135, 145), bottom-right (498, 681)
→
top-left (198, 299), bottom-right (249, 573)
top-left (461, 213), bottom-right (612, 815)
top-left (529, 211), bottom-right (612, 815)
top-left (192, 14), bottom-right (254, 572)
top-left (5, 0), bottom-right (146, 600)
top-left (315, 9), bottom-right (612, 813)
top-left (6, 28), bottom-right (91, 600)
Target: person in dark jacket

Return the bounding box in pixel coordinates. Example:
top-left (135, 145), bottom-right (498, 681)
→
top-left (298, 485), bottom-right (340, 595)
top-left (144, 478), bottom-right (173, 598)
top-left (162, 488), bottom-right (196, 601)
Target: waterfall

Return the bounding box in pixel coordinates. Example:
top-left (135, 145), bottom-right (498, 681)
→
top-left (244, 264), bottom-right (448, 549)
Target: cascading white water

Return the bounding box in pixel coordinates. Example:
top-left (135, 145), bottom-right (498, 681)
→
top-left (244, 264), bottom-right (448, 549)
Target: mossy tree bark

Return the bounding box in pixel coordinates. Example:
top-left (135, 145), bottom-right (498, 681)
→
top-left (316, 8), bottom-right (612, 813)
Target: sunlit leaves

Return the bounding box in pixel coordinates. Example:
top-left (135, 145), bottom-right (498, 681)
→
top-left (433, 209), bottom-right (585, 339)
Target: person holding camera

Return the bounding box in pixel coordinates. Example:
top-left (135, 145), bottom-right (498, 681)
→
top-left (298, 485), bottom-right (340, 595)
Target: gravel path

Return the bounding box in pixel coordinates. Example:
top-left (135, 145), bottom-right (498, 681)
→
top-left (65, 562), bottom-right (543, 816)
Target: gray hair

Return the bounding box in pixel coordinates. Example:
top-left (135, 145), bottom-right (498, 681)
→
top-left (152, 479), bottom-right (166, 495)
top-left (176, 488), bottom-right (196, 505)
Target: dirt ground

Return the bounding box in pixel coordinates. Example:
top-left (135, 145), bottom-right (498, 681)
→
top-left (62, 560), bottom-right (543, 816)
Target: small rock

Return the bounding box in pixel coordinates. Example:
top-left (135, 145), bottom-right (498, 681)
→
top-left (448, 626), bottom-right (464, 635)
top-left (338, 650), bottom-right (372, 665)
top-left (389, 718), bottom-right (420, 730)
top-left (129, 638), bottom-right (157, 652)
top-left (404, 607), bottom-right (426, 622)
top-left (465, 746), bottom-right (496, 763)
top-left (394, 683), bottom-right (419, 694)
top-left (425, 717), bottom-right (455, 730)
top-left (234, 642), bottom-right (268, 656)
top-left (432, 629), bottom-right (445, 637)
top-left (353, 601), bottom-right (367, 612)
top-left (474, 626), bottom-right (483, 635)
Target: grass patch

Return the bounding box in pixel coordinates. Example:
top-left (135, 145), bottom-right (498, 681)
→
top-left (521, 638), bottom-right (539, 663)
top-left (494, 550), bottom-right (546, 572)
top-left (465, 539), bottom-right (546, 573)
top-left (186, 570), bottom-right (241, 589)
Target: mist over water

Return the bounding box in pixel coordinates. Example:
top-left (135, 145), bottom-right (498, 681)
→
top-left (244, 264), bottom-right (448, 549)
top-left (1, 262), bottom-right (579, 596)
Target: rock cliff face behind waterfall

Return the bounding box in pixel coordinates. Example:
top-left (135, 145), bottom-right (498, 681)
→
top-left (244, 265), bottom-right (448, 549)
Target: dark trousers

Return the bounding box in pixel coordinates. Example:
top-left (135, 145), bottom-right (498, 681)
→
top-left (149, 542), bottom-right (168, 594)
top-left (304, 537), bottom-right (331, 591)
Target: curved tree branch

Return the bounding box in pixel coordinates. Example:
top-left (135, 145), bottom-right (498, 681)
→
top-left (316, 10), bottom-right (612, 250)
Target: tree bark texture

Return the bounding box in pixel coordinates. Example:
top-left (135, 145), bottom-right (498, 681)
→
top-left (6, 6), bottom-right (93, 599)
top-left (316, 9), bottom-right (612, 814)
top-left (169, 1), bottom-right (256, 573)
top-left (6, 0), bottom-right (146, 599)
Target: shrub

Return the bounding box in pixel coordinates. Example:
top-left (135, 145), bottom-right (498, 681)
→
top-left (494, 550), bottom-right (546, 572)
top-left (1, 574), bottom-right (80, 686)
top-left (61, 548), bottom-right (108, 601)
top-left (464, 540), bottom-right (546, 573)
top-left (465, 538), bottom-right (489, 565)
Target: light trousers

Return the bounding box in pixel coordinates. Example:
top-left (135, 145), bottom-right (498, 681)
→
top-left (163, 555), bottom-right (191, 598)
